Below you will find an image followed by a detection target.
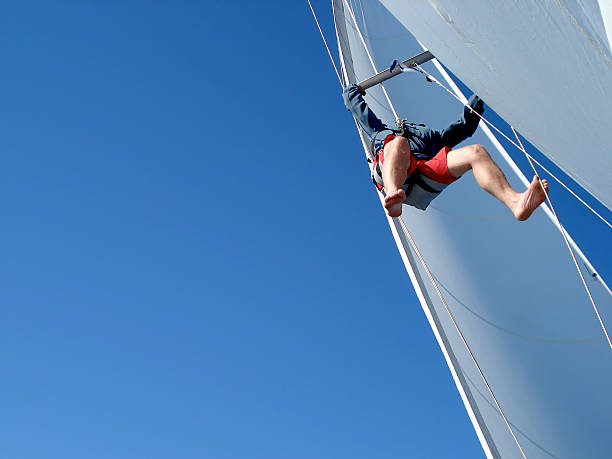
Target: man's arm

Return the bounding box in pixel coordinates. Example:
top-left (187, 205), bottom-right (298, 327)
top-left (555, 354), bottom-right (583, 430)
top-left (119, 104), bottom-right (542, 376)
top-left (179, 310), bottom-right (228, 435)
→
top-left (439, 95), bottom-right (484, 148)
top-left (342, 84), bottom-right (387, 139)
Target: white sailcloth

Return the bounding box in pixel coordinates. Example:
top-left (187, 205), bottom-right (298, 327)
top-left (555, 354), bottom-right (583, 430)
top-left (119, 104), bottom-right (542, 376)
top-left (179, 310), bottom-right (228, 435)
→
top-left (333, 1), bottom-right (612, 457)
top-left (379, 0), bottom-right (612, 212)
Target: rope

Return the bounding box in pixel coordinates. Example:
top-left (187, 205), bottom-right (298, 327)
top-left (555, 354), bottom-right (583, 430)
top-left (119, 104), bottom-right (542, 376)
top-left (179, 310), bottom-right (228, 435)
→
top-left (307, 0), bottom-right (344, 87)
top-left (511, 127), bottom-right (612, 349)
top-left (411, 63), bottom-right (612, 230)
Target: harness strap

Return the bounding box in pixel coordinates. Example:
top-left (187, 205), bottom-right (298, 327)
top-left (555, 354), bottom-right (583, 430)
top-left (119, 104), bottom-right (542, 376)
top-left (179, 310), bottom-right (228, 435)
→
top-left (372, 159), bottom-right (441, 196)
top-left (370, 127), bottom-right (402, 159)
top-left (412, 174), bottom-right (442, 194)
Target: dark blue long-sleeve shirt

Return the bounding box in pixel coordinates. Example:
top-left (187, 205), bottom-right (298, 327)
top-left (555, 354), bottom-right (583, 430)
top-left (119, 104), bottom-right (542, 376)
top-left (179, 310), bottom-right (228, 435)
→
top-left (342, 84), bottom-right (483, 159)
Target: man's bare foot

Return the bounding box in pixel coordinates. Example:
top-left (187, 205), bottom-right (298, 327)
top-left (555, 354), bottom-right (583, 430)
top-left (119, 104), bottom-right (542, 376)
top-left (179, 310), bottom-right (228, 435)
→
top-left (384, 189), bottom-right (406, 217)
top-left (514, 175), bottom-right (549, 221)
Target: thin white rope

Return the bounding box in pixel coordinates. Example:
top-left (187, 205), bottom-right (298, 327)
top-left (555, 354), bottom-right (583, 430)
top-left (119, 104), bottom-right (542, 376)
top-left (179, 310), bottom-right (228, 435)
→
top-left (329, 3), bottom-right (526, 456)
top-left (307, 0), bottom-right (344, 88)
top-left (341, 0), bottom-right (400, 121)
top-left (511, 126), bottom-right (612, 350)
top-left (396, 217), bottom-right (527, 459)
top-left (411, 63), bottom-right (612, 230)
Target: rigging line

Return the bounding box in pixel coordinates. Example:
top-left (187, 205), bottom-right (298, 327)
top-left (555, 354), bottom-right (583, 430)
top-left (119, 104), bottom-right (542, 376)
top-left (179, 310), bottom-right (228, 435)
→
top-left (511, 126), bottom-right (612, 350)
top-left (341, 0), bottom-right (400, 121)
top-left (364, 91), bottom-right (397, 116)
top-left (307, 0), bottom-right (344, 87)
top-left (396, 217), bottom-right (527, 459)
top-left (411, 63), bottom-right (612, 231)
top-left (335, 3), bottom-right (525, 454)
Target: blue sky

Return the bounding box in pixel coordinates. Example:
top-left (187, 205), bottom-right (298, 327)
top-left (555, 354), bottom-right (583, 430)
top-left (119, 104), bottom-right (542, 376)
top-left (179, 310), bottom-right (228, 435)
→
top-left (1, 2), bottom-right (610, 458)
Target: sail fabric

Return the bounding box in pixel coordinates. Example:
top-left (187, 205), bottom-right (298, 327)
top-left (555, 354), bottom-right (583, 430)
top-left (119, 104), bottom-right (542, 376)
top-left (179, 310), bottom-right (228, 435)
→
top-left (333, 1), bottom-right (612, 457)
top-left (576, 0), bottom-right (612, 53)
top-left (379, 0), bottom-right (612, 212)
top-left (601, 1), bottom-right (612, 50)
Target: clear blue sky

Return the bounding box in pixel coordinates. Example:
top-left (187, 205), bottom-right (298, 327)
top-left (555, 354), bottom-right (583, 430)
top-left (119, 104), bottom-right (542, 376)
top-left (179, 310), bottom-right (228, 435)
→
top-left (1, 2), bottom-right (610, 459)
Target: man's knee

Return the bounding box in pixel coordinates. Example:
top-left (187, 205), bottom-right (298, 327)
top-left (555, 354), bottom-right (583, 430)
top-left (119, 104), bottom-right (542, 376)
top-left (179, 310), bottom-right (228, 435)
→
top-left (386, 136), bottom-right (411, 156)
top-left (467, 144), bottom-right (490, 162)
top-left (448, 144), bottom-right (491, 174)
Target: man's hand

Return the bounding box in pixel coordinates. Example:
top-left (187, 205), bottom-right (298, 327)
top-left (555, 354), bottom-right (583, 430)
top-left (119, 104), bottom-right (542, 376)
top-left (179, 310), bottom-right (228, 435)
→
top-left (464, 94), bottom-right (484, 123)
top-left (343, 83), bottom-right (366, 96)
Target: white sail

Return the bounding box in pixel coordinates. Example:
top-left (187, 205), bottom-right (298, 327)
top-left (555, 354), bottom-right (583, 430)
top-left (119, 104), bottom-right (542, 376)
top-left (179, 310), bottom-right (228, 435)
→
top-left (333, 1), bottom-right (612, 457)
top-left (379, 0), bottom-right (612, 212)
top-left (599, 0), bottom-right (612, 51)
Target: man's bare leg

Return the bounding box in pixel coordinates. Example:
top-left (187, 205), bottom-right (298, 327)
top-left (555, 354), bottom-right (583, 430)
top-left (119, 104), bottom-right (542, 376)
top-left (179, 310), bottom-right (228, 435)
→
top-left (447, 144), bottom-right (549, 221)
top-left (381, 137), bottom-right (411, 217)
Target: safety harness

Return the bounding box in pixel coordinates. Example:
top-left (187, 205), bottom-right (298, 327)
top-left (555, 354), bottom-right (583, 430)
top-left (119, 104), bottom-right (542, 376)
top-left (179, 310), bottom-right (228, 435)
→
top-left (371, 121), bottom-right (449, 210)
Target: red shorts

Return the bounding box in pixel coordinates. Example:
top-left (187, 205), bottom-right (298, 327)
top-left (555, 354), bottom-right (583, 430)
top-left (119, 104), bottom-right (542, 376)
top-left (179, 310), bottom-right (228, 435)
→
top-left (372, 134), bottom-right (458, 188)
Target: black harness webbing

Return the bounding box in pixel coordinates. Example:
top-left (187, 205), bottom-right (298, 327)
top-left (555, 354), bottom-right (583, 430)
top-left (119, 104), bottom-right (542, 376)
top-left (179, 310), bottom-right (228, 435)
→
top-left (369, 118), bottom-right (407, 160)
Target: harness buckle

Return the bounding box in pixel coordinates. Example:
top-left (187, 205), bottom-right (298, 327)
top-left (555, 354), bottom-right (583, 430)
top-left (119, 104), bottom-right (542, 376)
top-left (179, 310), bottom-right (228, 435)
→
top-left (395, 119), bottom-right (406, 137)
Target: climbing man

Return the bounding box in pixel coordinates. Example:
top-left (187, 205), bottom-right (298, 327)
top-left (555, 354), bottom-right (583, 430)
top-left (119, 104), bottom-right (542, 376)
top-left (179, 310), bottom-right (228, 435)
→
top-left (343, 83), bottom-right (548, 219)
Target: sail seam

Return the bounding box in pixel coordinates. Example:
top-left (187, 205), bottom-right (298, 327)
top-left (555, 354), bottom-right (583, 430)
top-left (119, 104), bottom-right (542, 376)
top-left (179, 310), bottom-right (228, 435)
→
top-left (551, 0), bottom-right (612, 68)
top-left (433, 272), bottom-right (604, 344)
